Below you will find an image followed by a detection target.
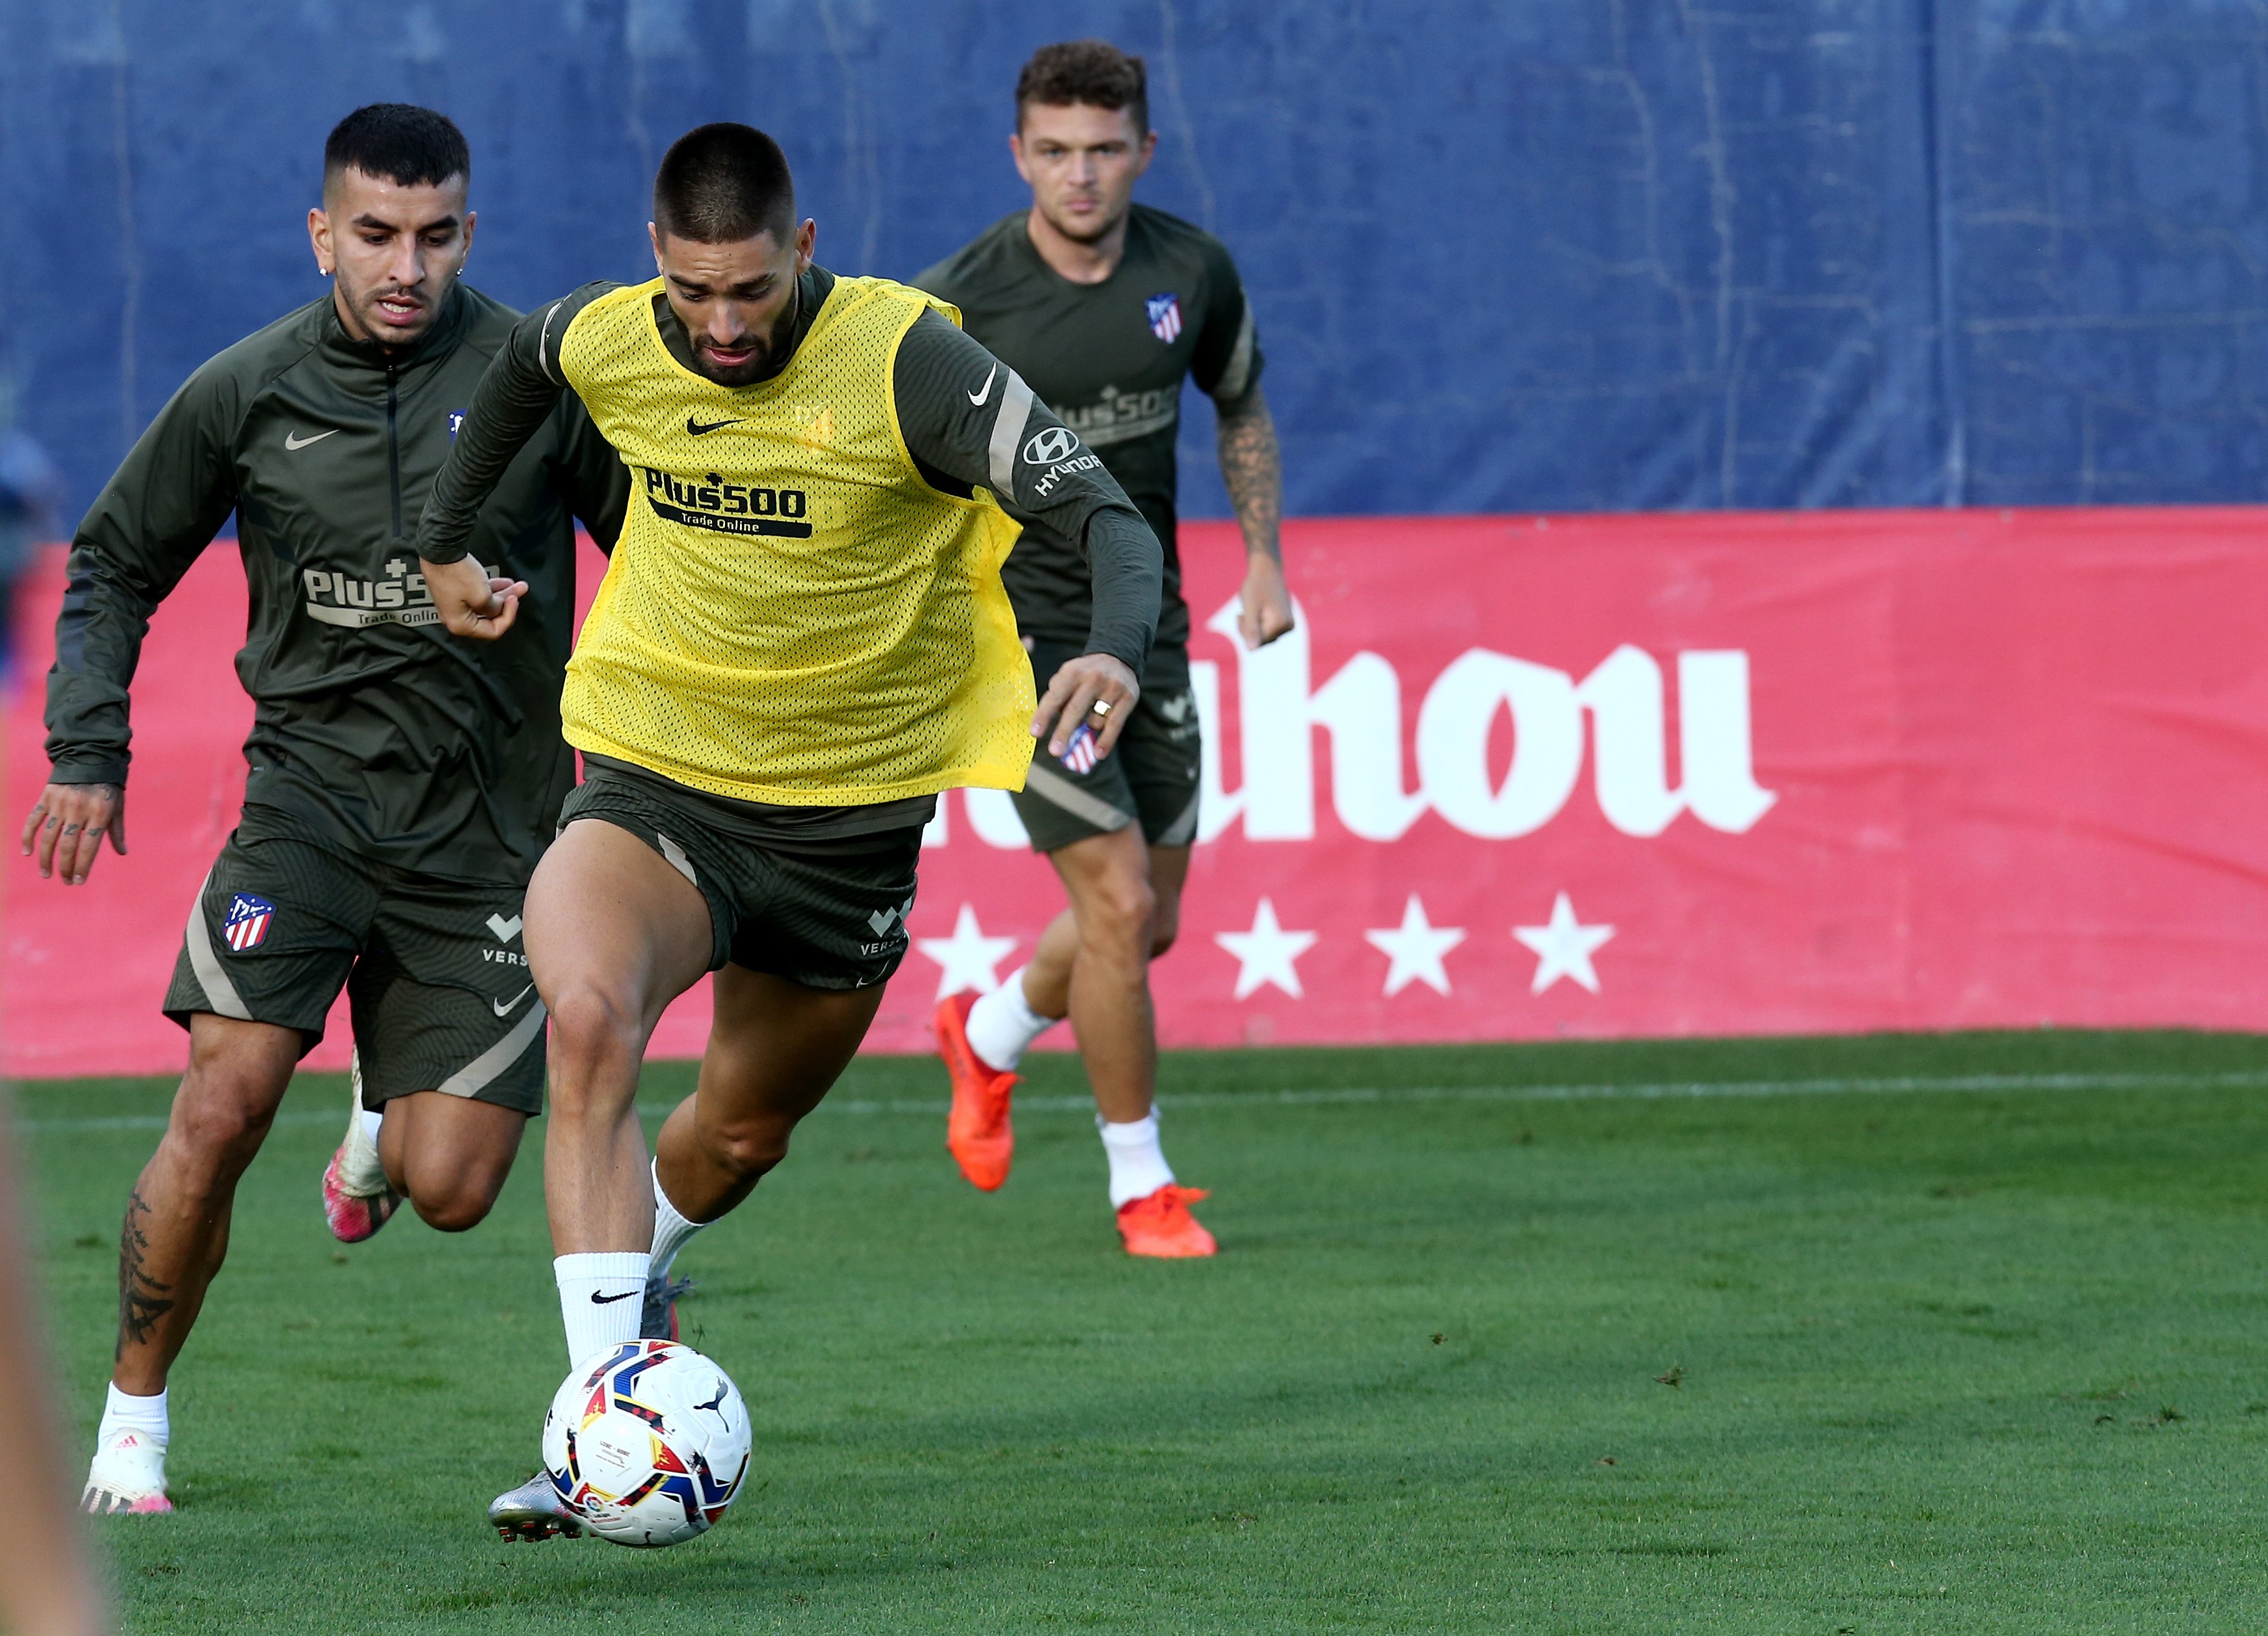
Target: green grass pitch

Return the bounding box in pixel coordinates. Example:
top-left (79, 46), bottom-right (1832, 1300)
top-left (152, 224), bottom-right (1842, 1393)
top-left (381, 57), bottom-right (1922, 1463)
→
top-left (18, 1028), bottom-right (2268, 1633)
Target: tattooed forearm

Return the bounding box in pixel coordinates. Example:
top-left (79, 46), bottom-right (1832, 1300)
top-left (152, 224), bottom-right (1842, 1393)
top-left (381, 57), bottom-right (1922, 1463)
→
top-left (116, 1187), bottom-right (175, 1358)
top-left (1215, 384), bottom-right (1283, 564)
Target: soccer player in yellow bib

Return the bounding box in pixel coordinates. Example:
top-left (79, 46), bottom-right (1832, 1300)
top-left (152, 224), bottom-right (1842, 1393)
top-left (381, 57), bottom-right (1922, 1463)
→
top-left (414, 124), bottom-right (1164, 1540)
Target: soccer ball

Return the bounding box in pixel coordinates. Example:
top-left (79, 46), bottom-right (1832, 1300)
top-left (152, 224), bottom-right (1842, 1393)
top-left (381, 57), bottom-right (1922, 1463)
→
top-left (542, 1339), bottom-right (752, 1548)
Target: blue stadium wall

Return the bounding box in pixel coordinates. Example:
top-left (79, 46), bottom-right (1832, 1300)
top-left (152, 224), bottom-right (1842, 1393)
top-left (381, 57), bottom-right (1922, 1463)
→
top-left (3, 0), bottom-right (2266, 525)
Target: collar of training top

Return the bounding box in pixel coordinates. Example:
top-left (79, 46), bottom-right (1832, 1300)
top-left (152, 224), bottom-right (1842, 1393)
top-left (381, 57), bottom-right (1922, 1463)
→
top-left (319, 280), bottom-right (473, 376)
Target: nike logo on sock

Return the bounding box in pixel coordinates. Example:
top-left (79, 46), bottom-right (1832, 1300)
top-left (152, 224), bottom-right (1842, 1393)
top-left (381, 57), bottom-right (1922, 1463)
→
top-left (590, 1289), bottom-right (637, 1304)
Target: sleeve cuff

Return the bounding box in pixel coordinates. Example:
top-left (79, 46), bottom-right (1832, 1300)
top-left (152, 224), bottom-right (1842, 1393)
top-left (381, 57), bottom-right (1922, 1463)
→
top-left (46, 758), bottom-right (129, 786)
top-left (1079, 631), bottom-right (1152, 683)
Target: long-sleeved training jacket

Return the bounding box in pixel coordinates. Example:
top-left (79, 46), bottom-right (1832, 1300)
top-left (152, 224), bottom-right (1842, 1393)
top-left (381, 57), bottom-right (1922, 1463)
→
top-left (45, 283), bottom-right (630, 882)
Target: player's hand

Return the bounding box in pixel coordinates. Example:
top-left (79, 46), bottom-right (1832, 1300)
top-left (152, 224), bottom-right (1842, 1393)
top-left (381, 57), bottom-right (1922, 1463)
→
top-left (1237, 555), bottom-right (1296, 650)
top-left (1033, 653), bottom-right (1140, 761)
top-left (422, 555), bottom-right (527, 641)
top-left (19, 782), bottom-right (127, 886)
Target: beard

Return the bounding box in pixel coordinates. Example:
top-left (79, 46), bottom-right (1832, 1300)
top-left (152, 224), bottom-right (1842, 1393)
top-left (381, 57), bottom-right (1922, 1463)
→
top-left (691, 286), bottom-right (802, 387)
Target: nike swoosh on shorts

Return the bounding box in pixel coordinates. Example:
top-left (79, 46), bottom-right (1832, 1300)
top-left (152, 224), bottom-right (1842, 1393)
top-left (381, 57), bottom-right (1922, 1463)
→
top-left (968, 364), bottom-right (997, 406)
top-left (493, 985), bottom-right (533, 1017)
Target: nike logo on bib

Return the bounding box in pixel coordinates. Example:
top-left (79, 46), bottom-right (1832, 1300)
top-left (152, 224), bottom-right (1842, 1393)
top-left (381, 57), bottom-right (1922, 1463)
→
top-left (968, 364), bottom-right (997, 406)
top-left (284, 429), bottom-right (337, 451)
top-left (493, 984), bottom-right (534, 1017)
top-left (687, 415), bottom-right (743, 436)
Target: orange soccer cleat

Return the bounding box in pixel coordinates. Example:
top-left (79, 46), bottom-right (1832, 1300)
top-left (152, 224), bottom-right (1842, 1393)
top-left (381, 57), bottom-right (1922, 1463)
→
top-left (1116, 1184), bottom-right (1217, 1258)
top-left (937, 991), bottom-right (1018, 1191)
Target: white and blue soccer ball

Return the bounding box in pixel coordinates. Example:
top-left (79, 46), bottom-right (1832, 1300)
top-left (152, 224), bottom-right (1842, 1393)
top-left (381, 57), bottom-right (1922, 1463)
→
top-left (542, 1339), bottom-right (752, 1548)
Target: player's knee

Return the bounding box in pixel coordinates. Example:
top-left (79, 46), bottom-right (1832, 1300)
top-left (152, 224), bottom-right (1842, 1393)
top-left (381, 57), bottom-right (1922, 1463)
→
top-left (698, 1118), bottom-right (790, 1181)
top-left (168, 1079), bottom-right (277, 1171)
top-left (544, 985), bottom-right (644, 1076)
top-left (1081, 873), bottom-right (1157, 953)
top-left (409, 1180), bottom-right (497, 1234)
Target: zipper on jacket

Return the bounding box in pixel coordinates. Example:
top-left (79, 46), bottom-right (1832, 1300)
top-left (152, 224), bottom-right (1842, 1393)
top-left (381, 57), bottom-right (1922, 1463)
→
top-left (385, 363), bottom-right (402, 538)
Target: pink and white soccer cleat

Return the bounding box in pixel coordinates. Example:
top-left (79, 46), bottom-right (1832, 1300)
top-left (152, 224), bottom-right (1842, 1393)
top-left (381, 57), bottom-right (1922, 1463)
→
top-left (82, 1429), bottom-right (172, 1515)
top-left (321, 1049), bottom-right (401, 1244)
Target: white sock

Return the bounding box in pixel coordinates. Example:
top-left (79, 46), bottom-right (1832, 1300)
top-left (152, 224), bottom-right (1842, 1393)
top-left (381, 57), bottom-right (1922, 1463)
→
top-left (555, 1251), bottom-right (650, 1366)
top-left (98, 1383), bottom-right (168, 1451)
top-left (358, 1108), bottom-right (384, 1147)
top-left (648, 1161), bottom-right (711, 1284)
top-left (964, 966), bottom-right (1059, 1071)
top-left (1099, 1112), bottom-right (1176, 1209)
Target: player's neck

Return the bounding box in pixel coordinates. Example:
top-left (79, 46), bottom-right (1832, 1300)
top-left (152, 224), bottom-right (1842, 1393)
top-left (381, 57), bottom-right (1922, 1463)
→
top-left (1023, 205), bottom-right (1130, 287)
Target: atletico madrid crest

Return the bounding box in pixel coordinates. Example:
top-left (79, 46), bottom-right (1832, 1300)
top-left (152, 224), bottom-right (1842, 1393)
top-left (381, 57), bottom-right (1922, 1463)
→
top-left (1146, 291), bottom-right (1183, 343)
top-left (222, 892), bottom-right (275, 953)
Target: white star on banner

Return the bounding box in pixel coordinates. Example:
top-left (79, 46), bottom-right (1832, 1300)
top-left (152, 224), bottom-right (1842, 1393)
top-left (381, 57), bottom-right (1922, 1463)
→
top-left (1215, 897), bottom-right (1319, 1000)
top-left (1364, 893), bottom-right (1467, 997)
top-left (916, 904), bottom-right (1017, 1000)
top-left (1512, 893), bottom-right (1615, 995)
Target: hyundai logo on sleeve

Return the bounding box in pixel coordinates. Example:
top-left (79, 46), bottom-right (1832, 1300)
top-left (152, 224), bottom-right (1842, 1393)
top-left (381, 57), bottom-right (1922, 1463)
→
top-left (1022, 427), bottom-right (1079, 466)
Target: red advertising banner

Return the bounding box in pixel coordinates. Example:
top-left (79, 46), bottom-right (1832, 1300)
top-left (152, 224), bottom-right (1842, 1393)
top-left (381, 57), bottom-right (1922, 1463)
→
top-left (7, 506), bottom-right (2267, 1079)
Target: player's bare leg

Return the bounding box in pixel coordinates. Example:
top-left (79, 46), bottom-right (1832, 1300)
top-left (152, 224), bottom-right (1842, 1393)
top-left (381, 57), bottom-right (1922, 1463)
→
top-left (88, 1014), bottom-right (300, 1512)
top-left (527, 819), bottom-right (711, 1262)
top-left (653, 965), bottom-right (886, 1219)
top-left (324, 1077), bottom-right (528, 1241)
top-left (942, 827), bottom-right (1168, 1189)
top-left (1021, 836), bottom-right (1191, 1120)
top-left (489, 817), bottom-right (711, 1542)
top-left (525, 816), bottom-right (708, 1353)
top-left (637, 965), bottom-right (885, 1338)
top-left (946, 832), bottom-right (1213, 1253)
top-left (380, 1094), bottom-right (528, 1232)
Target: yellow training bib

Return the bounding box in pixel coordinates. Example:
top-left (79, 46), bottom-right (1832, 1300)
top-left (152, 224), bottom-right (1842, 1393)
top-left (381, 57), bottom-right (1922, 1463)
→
top-left (556, 276), bottom-right (1034, 804)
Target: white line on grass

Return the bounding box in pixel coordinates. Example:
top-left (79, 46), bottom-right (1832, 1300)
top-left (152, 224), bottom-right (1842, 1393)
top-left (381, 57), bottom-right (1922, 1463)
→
top-left (19, 1067), bottom-right (2267, 1133)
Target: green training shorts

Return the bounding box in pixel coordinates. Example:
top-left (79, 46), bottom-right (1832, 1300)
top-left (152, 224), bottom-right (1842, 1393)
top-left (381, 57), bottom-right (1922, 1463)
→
top-left (559, 761), bottom-right (927, 990)
top-left (1012, 640), bottom-right (1201, 854)
top-left (164, 806), bottom-right (545, 1113)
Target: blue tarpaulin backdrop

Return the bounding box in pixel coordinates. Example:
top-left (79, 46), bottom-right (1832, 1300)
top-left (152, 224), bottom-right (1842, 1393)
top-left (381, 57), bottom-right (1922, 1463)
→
top-left (4, 1), bottom-right (2266, 525)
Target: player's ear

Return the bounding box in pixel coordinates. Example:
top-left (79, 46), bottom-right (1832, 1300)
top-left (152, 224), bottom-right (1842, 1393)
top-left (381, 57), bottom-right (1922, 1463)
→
top-left (1136, 128), bottom-right (1159, 170)
top-left (647, 220), bottom-right (665, 273)
top-left (795, 218), bottom-right (817, 270)
top-left (460, 210), bottom-right (477, 270)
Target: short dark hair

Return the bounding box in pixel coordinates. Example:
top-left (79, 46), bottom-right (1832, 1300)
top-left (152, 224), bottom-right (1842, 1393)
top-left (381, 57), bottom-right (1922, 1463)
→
top-left (323, 103), bottom-right (469, 191)
top-left (653, 124), bottom-right (797, 244)
top-left (1016, 39), bottom-right (1148, 135)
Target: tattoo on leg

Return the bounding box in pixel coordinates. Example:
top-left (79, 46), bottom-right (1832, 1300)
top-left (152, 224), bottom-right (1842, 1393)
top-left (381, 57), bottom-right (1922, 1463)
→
top-left (115, 1187), bottom-right (176, 1359)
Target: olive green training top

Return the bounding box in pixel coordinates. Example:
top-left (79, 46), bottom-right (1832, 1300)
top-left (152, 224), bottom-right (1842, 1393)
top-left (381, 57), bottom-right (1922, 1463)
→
top-left (44, 284), bottom-right (629, 882)
top-left (917, 203), bottom-right (1265, 681)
